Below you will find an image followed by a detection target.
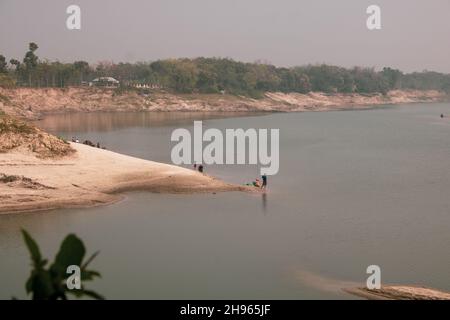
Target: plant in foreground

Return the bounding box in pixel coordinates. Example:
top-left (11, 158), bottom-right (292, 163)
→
top-left (21, 229), bottom-right (104, 300)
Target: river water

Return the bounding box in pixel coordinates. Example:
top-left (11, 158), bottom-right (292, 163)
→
top-left (1, 104), bottom-right (450, 299)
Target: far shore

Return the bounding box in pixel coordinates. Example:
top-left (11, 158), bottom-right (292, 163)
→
top-left (0, 87), bottom-right (447, 120)
top-left (344, 286), bottom-right (450, 300)
top-left (0, 143), bottom-right (252, 215)
top-left (295, 269), bottom-right (450, 300)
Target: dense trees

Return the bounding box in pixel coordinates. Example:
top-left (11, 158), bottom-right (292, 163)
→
top-left (0, 55), bottom-right (14, 87)
top-left (0, 55), bottom-right (7, 74)
top-left (2, 42), bottom-right (450, 96)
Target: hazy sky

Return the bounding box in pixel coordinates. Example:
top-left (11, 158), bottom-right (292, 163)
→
top-left (1, 0), bottom-right (450, 72)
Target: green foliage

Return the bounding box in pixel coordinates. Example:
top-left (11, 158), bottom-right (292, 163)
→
top-left (381, 67), bottom-right (403, 89)
top-left (0, 74), bottom-right (15, 88)
top-left (57, 136), bottom-right (69, 144)
top-left (5, 42), bottom-right (450, 95)
top-left (0, 55), bottom-right (7, 74)
top-left (21, 229), bottom-right (103, 300)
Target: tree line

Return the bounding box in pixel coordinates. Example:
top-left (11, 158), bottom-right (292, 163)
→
top-left (1, 43), bottom-right (450, 96)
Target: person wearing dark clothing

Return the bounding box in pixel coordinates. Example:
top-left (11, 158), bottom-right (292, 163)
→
top-left (441, 114), bottom-right (444, 118)
top-left (261, 174), bottom-right (267, 189)
top-left (198, 165), bottom-right (204, 173)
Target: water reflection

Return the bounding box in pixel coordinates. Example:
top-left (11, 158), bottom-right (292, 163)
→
top-left (33, 111), bottom-right (268, 133)
top-left (262, 192), bottom-right (267, 214)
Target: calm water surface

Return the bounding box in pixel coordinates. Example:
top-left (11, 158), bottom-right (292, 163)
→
top-left (1, 104), bottom-right (450, 299)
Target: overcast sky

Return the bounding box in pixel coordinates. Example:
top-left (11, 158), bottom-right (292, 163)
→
top-left (1, 0), bottom-right (450, 72)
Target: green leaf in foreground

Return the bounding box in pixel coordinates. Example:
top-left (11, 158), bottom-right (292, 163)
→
top-left (52, 234), bottom-right (86, 276)
top-left (21, 229), bottom-right (43, 267)
top-left (20, 229), bottom-right (103, 300)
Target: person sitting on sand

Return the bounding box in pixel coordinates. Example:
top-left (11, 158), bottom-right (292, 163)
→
top-left (253, 179), bottom-right (262, 188)
top-left (198, 164), bottom-right (204, 173)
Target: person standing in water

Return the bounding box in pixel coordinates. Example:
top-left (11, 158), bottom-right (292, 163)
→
top-left (261, 174), bottom-right (267, 189)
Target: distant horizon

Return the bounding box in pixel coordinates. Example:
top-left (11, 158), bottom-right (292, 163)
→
top-left (2, 0), bottom-right (450, 73)
top-left (4, 49), bottom-right (450, 75)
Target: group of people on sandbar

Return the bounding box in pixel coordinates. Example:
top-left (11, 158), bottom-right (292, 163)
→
top-left (192, 163), bottom-right (268, 190)
top-left (71, 137), bottom-right (106, 149)
top-left (193, 163), bottom-right (204, 173)
top-left (247, 174), bottom-right (267, 189)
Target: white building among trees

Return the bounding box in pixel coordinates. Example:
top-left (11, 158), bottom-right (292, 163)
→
top-left (90, 77), bottom-right (120, 87)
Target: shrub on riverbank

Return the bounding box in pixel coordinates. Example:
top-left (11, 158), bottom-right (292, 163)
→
top-left (0, 114), bottom-right (75, 158)
top-left (0, 74), bottom-right (15, 88)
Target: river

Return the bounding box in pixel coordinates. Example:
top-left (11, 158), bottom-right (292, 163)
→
top-left (1, 103), bottom-right (449, 299)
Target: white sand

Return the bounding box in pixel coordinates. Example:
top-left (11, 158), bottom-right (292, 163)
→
top-left (0, 143), bottom-right (250, 214)
top-left (344, 286), bottom-right (450, 300)
top-left (296, 269), bottom-right (450, 300)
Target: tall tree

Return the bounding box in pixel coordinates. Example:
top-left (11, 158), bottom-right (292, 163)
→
top-left (9, 58), bottom-right (22, 84)
top-left (73, 61), bottom-right (90, 84)
top-left (23, 42), bottom-right (39, 86)
top-left (0, 55), bottom-right (7, 73)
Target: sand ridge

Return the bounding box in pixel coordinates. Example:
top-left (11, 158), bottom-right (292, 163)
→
top-left (0, 87), bottom-right (446, 120)
top-left (0, 143), bottom-right (251, 214)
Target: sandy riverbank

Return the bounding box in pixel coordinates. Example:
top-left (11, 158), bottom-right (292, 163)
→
top-left (344, 286), bottom-right (450, 300)
top-left (0, 142), bottom-right (250, 214)
top-left (0, 87), bottom-right (446, 119)
top-left (296, 269), bottom-right (450, 300)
